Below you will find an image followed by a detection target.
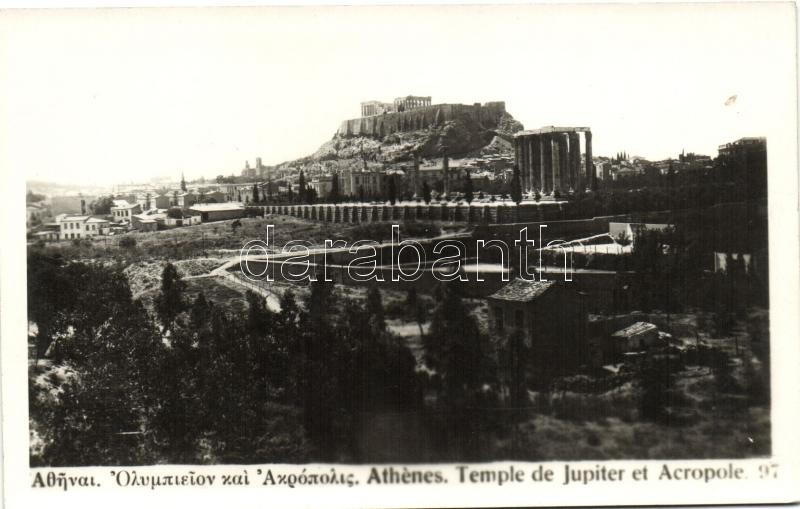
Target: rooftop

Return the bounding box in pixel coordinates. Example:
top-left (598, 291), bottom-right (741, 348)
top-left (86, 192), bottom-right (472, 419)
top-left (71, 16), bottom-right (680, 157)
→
top-left (488, 279), bottom-right (556, 303)
top-left (112, 200), bottom-right (138, 209)
top-left (612, 321), bottom-right (658, 338)
top-left (188, 202), bottom-right (245, 212)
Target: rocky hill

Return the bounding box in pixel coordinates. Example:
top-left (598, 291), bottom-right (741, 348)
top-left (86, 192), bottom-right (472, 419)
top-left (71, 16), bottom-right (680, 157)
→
top-left (285, 102), bottom-right (523, 170)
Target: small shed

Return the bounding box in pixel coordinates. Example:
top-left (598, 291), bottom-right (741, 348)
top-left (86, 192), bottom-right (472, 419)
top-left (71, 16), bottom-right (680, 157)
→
top-left (611, 321), bottom-right (659, 353)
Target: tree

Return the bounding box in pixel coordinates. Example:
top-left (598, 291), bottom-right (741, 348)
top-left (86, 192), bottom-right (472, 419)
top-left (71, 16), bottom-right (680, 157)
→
top-left (330, 174), bottom-right (341, 204)
top-left (89, 196), bottom-right (114, 215)
top-left (425, 283), bottom-right (496, 457)
top-left (180, 172), bottom-right (187, 192)
top-left (510, 165), bottom-right (522, 205)
top-left (387, 174), bottom-right (397, 205)
top-left (252, 184), bottom-right (260, 204)
top-left (167, 207), bottom-right (183, 219)
top-left (422, 181), bottom-right (431, 204)
top-left (638, 356), bottom-right (675, 422)
top-left (305, 187), bottom-right (317, 205)
top-left (119, 236), bottom-right (136, 249)
top-left (463, 172), bottom-right (474, 204)
top-left (405, 288), bottom-right (427, 336)
top-left (298, 170), bottom-right (306, 204)
top-left (499, 328), bottom-right (530, 411)
top-left (357, 184), bottom-right (365, 203)
top-left (155, 262), bottom-right (187, 331)
top-left (365, 287), bottom-right (386, 333)
top-left (245, 290), bottom-right (273, 335)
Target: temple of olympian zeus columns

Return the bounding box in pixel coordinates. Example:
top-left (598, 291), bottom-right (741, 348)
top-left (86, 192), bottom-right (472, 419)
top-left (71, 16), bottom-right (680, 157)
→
top-left (513, 126), bottom-right (595, 196)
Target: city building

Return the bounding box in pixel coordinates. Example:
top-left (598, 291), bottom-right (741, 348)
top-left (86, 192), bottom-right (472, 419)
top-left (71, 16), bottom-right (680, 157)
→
top-left (717, 137), bottom-right (766, 158)
top-left (308, 175), bottom-right (334, 199)
top-left (131, 213), bottom-right (160, 232)
top-left (189, 202), bottom-right (246, 222)
top-left (340, 170), bottom-right (384, 198)
top-left (154, 194), bottom-right (171, 209)
top-left (197, 190), bottom-right (227, 203)
top-left (164, 209), bottom-right (201, 227)
top-left (57, 215), bottom-right (110, 240)
top-left (110, 200), bottom-right (142, 223)
top-left (176, 192), bottom-right (198, 209)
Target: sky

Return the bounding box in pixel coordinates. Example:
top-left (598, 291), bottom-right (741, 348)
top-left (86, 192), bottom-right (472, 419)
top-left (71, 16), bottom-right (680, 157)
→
top-left (0, 4), bottom-right (795, 186)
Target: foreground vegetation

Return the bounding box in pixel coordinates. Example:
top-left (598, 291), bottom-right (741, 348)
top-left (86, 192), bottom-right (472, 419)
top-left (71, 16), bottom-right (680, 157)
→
top-left (28, 243), bottom-right (770, 464)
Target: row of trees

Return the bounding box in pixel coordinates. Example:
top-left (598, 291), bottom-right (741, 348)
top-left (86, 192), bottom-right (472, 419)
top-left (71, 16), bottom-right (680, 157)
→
top-left (28, 250), bottom-right (519, 464)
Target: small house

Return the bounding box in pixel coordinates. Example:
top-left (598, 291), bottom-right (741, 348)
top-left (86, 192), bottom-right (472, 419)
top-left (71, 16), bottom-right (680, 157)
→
top-left (488, 279), bottom-right (588, 377)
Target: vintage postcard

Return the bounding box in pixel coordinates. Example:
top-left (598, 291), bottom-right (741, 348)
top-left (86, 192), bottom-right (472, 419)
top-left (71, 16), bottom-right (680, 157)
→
top-left (1, 3), bottom-right (798, 508)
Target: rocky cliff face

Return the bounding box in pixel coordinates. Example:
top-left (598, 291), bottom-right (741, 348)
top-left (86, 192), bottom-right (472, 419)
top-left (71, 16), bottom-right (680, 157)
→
top-left (290, 102), bottom-right (523, 168)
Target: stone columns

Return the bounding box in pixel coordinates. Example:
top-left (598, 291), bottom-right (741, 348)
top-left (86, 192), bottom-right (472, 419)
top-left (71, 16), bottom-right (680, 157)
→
top-left (531, 135), bottom-right (542, 192)
top-left (569, 132), bottom-right (581, 192)
top-left (550, 135), bottom-right (561, 194)
top-left (542, 134), bottom-right (553, 194)
top-left (558, 133), bottom-right (569, 192)
top-left (520, 135), bottom-right (530, 192)
top-left (538, 135), bottom-right (546, 195)
top-left (585, 130), bottom-right (595, 190)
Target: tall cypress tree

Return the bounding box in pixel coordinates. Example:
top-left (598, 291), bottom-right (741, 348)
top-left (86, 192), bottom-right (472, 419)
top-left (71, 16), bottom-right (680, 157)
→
top-left (510, 165), bottom-right (522, 204)
top-left (155, 262), bottom-right (187, 332)
top-left (463, 171), bottom-right (474, 204)
top-left (298, 170), bottom-right (306, 204)
top-left (387, 174), bottom-right (397, 205)
top-left (330, 174), bottom-right (340, 204)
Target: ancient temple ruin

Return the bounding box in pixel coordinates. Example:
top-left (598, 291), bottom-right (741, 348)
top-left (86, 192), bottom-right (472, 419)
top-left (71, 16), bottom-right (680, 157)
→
top-left (360, 95), bottom-right (432, 117)
top-left (513, 127), bottom-right (596, 195)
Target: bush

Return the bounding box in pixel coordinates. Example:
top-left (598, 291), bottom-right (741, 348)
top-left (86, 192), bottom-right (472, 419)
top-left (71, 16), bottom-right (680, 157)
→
top-left (401, 222), bottom-right (438, 239)
top-left (119, 236), bottom-right (137, 249)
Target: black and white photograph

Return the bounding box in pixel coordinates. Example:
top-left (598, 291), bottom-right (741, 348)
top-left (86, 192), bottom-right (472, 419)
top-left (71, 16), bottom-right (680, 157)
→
top-left (1, 3), bottom-right (798, 508)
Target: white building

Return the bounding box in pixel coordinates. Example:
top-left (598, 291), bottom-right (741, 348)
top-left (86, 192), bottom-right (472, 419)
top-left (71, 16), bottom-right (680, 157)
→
top-left (110, 200), bottom-right (142, 223)
top-left (58, 216), bottom-right (110, 240)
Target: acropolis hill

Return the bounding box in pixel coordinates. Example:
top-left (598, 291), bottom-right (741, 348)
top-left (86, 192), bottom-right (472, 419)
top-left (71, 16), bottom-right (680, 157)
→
top-left (301, 96), bottom-right (523, 166)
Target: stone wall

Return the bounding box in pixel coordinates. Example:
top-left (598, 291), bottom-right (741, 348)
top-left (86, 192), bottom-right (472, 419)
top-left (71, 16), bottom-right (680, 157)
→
top-left (252, 200), bottom-right (571, 225)
top-left (336, 102), bottom-right (507, 138)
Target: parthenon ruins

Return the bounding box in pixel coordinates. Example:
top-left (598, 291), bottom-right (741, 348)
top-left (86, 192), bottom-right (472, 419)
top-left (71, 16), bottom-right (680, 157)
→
top-left (393, 95), bottom-right (432, 112)
top-left (360, 95), bottom-right (432, 117)
top-left (513, 127), bottom-right (595, 195)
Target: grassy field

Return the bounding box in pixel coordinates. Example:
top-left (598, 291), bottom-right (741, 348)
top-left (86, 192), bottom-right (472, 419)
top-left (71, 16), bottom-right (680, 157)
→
top-left (32, 215), bottom-right (470, 264)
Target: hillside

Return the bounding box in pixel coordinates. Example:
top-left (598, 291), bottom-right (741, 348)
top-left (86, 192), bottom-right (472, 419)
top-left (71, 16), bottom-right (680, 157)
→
top-left (287, 105), bottom-right (523, 170)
